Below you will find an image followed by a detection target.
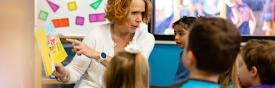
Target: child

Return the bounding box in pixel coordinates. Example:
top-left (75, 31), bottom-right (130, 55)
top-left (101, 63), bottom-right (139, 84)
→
top-left (104, 46), bottom-right (149, 88)
top-left (173, 16), bottom-right (197, 82)
top-left (219, 54), bottom-right (242, 88)
top-left (181, 17), bottom-right (241, 88)
top-left (239, 39), bottom-right (275, 88)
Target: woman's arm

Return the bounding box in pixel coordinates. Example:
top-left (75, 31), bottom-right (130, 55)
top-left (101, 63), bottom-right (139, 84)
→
top-left (53, 47), bottom-right (93, 83)
top-left (67, 39), bottom-right (112, 66)
top-left (53, 34), bottom-right (97, 83)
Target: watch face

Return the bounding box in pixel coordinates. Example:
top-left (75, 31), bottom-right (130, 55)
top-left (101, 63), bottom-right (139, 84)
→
top-left (101, 52), bottom-right (107, 58)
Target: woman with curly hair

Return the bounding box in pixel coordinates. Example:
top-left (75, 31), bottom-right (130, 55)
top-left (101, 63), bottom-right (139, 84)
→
top-left (52, 0), bottom-right (154, 87)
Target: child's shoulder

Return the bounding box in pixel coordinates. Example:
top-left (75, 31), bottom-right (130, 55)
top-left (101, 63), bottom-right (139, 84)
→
top-left (180, 79), bottom-right (220, 88)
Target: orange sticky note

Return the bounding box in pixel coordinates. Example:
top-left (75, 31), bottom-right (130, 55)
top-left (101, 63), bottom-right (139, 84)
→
top-left (68, 1), bottom-right (77, 11)
top-left (52, 18), bottom-right (70, 28)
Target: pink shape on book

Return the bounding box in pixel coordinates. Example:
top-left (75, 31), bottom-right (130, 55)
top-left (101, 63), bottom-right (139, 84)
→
top-left (76, 16), bottom-right (84, 25)
top-left (47, 0), bottom-right (59, 12)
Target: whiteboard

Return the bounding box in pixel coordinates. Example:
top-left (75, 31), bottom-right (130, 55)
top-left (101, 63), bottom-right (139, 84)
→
top-left (35, 0), bottom-right (108, 36)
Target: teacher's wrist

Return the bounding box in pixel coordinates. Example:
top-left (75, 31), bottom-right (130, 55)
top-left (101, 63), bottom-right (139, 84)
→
top-left (89, 51), bottom-right (100, 60)
top-left (57, 70), bottom-right (69, 82)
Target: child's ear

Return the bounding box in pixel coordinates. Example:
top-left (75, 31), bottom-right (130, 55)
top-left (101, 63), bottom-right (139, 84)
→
top-left (186, 51), bottom-right (196, 66)
top-left (182, 50), bottom-right (192, 69)
top-left (250, 66), bottom-right (258, 78)
top-left (188, 51), bottom-right (196, 65)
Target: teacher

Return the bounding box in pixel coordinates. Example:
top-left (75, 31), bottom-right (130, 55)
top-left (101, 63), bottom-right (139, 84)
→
top-left (52, 0), bottom-right (154, 87)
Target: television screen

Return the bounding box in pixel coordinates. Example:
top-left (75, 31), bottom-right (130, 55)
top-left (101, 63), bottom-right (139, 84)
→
top-left (152, 0), bottom-right (275, 36)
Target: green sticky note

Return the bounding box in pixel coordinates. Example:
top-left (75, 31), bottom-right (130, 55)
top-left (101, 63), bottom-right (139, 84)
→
top-left (89, 0), bottom-right (103, 10)
top-left (38, 10), bottom-right (48, 21)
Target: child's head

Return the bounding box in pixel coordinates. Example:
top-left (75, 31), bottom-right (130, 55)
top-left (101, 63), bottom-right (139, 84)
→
top-left (173, 16), bottom-right (197, 48)
top-left (104, 51), bottom-right (149, 88)
top-left (183, 17), bottom-right (240, 75)
top-left (239, 39), bottom-right (275, 88)
top-left (219, 54), bottom-right (242, 88)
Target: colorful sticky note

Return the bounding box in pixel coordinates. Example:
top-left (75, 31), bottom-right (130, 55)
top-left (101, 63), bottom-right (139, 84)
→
top-left (90, 0), bottom-right (103, 10)
top-left (89, 13), bottom-right (105, 22)
top-left (75, 16), bottom-right (84, 25)
top-left (47, 0), bottom-right (59, 12)
top-left (89, 14), bottom-right (97, 22)
top-left (52, 18), bottom-right (70, 28)
top-left (97, 13), bottom-right (105, 21)
top-left (38, 10), bottom-right (48, 21)
top-left (45, 23), bottom-right (56, 35)
top-left (68, 1), bottom-right (77, 11)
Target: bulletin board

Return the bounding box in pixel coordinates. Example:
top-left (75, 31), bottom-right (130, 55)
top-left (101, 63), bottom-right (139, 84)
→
top-left (35, 0), bottom-right (108, 36)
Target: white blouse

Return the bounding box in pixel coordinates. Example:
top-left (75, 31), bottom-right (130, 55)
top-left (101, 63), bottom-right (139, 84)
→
top-left (64, 23), bottom-right (155, 88)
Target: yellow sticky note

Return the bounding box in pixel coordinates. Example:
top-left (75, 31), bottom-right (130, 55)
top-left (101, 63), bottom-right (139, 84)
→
top-left (68, 1), bottom-right (77, 11)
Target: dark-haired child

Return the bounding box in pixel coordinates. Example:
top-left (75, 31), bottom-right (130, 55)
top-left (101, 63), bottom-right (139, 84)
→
top-left (173, 16), bottom-right (197, 83)
top-left (181, 17), bottom-right (240, 88)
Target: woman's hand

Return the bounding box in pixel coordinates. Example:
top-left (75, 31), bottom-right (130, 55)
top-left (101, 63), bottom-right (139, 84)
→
top-left (66, 39), bottom-right (99, 59)
top-left (52, 63), bottom-right (68, 82)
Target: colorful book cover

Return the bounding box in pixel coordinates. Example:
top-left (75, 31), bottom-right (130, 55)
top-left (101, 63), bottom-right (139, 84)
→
top-left (35, 23), bottom-right (67, 76)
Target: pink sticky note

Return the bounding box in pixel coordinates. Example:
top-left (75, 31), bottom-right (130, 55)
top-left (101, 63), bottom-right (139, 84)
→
top-left (76, 16), bottom-right (84, 25)
top-left (89, 13), bottom-right (105, 22)
top-left (47, 0), bottom-right (59, 12)
top-left (96, 13), bottom-right (105, 21)
top-left (89, 14), bottom-right (97, 22)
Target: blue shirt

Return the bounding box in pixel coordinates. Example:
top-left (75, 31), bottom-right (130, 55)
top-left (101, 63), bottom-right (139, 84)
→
top-left (180, 79), bottom-right (220, 88)
top-left (175, 51), bottom-right (190, 82)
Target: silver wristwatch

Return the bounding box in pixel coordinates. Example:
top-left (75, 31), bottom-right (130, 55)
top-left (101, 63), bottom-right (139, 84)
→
top-left (99, 52), bottom-right (107, 62)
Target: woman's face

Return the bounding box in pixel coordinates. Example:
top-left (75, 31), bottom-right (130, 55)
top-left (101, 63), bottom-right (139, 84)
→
top-left (126, 0), bottom-right (145, 33)
top-left (174, 25), bottom-right (188, 48)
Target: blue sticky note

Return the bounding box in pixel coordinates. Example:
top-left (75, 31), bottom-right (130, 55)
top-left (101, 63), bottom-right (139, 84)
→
top-left (45, 23), bottom-right (56, 35)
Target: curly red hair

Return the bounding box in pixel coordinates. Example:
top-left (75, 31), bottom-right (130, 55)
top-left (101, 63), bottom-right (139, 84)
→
top-left (105, 0), bottom-right (152, 23)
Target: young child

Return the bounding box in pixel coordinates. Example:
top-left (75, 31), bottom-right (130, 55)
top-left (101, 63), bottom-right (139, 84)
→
top-left (239, 39), bottom-right (275, 88)
top-left (173, 16), bottom-right (197, 82)
top-left (219, 54), bottom-right (242, 88)
top-left (104, 46), bottom-right (149, 88)
top-left (181, 17), bottom-right (241, 88)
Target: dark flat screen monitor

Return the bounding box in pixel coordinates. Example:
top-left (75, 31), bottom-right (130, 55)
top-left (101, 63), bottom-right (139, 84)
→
top-left (150, 0), bottom-right (275, 41)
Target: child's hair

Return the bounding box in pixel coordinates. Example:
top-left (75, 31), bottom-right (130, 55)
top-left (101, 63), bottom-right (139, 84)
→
top-left (219, 54), bottom-right (242, 88)
top-left (104, 51), bottom-right (149, 88)
top-left (187, 17), bottom-right (240, 74)
top-left (241, 39), bottom-right (275, 84)
top-left (172, 16), bottom-right (197, 30)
